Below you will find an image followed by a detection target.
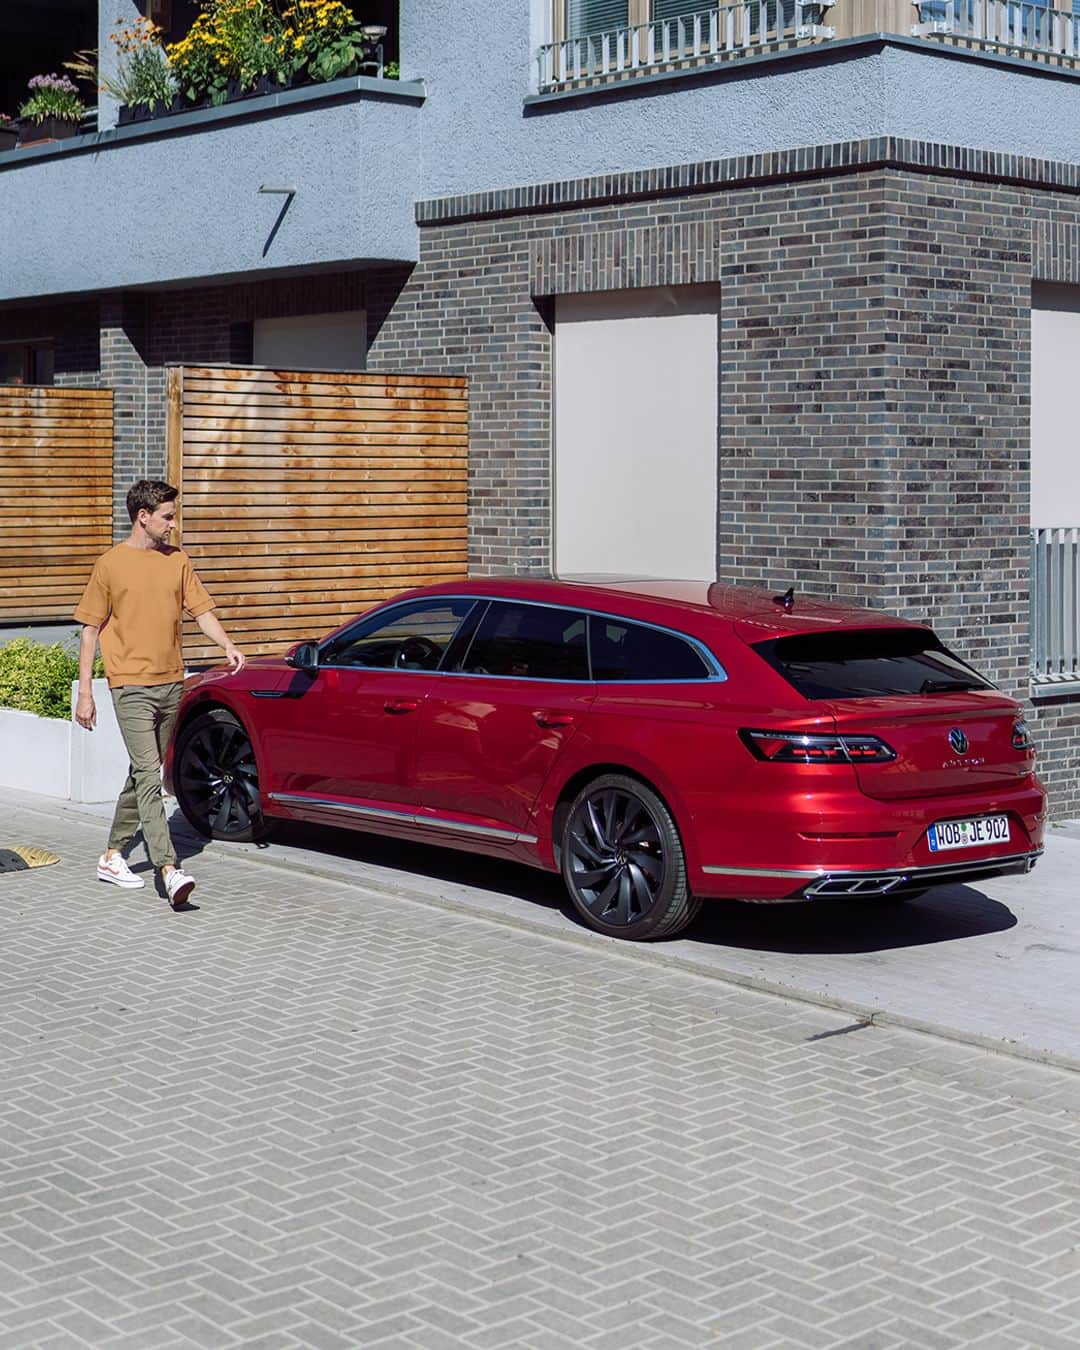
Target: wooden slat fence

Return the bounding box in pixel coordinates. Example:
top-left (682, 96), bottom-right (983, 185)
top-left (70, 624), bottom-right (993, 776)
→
top-left (0, 386), bottom-right (114, 621)
top-left (166, 366), bottom-right (469, 663)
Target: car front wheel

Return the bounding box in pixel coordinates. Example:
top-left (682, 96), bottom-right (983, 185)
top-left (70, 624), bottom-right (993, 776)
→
top-left (560, 774), bottom-right (701, 940)
top-left (174, 707), bottom-right (268, 843)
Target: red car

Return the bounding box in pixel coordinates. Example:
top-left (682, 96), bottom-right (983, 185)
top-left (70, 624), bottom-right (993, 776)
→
top-left (166, 578), bottom-right (1046, 940)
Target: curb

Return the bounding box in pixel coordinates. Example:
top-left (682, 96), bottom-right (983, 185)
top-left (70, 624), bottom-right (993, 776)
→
top-left (13, 793), bottom-right (1080, 1079)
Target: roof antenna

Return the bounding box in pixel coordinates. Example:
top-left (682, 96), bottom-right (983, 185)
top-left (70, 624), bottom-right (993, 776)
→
top-left (772, 586), bottom-right (795, 610)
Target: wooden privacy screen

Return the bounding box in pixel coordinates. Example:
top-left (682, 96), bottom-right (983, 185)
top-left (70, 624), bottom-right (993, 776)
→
top-left (0, 386), bottom-right (114, 621)
top-left (167, 366), bottom-right (469, 664)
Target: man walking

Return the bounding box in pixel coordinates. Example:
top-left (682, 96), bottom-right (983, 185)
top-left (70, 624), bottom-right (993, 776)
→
top-left (74, 479), bottom-right (245, 909)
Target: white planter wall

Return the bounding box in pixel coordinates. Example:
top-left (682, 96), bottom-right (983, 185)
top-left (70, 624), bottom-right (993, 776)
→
top-left (69, 678), bottom-right (130, 802)
top-left (0, 678), bottom-right (128, 802)
top-left (0, 706), bottom-right (72, 798)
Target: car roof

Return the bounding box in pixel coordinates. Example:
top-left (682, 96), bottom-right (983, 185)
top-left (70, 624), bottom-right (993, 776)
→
top-left (403, 576), bottom-right (928, 641)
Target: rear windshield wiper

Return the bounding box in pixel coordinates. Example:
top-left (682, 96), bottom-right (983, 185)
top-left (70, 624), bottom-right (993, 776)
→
top-left (919, 678), bottom-right (979, 693)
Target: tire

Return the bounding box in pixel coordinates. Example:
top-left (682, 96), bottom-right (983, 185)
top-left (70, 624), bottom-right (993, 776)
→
top-left (560, 773), bottom-right (701, 940)
top-left (173, 707), bottom-right (269, 843)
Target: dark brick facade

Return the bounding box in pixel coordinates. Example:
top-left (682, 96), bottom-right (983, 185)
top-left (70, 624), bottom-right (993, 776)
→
top-left (2, 137), bottom-right (1078, 813)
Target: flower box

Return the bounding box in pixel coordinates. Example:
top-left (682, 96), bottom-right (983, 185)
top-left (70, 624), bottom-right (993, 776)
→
top-left (16, 116), bottom-right (80, 147)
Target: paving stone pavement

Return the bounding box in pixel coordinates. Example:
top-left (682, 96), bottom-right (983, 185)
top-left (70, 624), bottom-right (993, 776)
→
top-left (2, 802), bottom-right (1080, 1348)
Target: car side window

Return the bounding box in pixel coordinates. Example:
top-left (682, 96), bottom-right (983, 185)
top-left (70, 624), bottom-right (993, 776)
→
top-left (589, 616), bottom-right (711, 681)
top-left (321, 599), bottom-right (477, 671)
top-left (456, 602), bottom-right (589, 680)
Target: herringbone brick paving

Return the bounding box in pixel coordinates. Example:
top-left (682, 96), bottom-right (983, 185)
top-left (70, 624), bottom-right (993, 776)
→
top-left (1, 808), bottom-right (1079, 1348)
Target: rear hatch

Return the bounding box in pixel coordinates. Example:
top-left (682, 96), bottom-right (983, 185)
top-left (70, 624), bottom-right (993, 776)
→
top-left (747, 624), bottom-right (1031, 800)
top-left (821, 692), bottom-right (1026, 799)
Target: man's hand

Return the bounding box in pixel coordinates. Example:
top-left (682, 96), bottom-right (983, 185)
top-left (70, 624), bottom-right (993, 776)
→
top-left (75, 690), bottom-right (96, 730)
top-left (195, 610), bottom-right (245, 671)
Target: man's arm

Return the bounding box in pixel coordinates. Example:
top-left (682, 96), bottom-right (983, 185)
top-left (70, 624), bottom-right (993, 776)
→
top-left (195, 610), bottom-right (245, 672)
top-left (75, 625), bottom-right (100, 730)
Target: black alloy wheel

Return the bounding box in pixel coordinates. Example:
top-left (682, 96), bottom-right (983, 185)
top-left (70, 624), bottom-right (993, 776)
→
top-left (174, 707), bottom-right (267, 843)
top-left (560, 773), bottom-right (700, 940)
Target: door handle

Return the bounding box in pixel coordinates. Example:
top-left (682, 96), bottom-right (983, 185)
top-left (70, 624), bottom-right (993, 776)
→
top-left (534, 711), bottom-right (574, 729)
top-left (384, 699), bottom-right (420, 714)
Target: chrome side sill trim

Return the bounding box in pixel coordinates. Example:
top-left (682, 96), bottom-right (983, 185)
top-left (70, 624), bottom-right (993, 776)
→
top-left (269, 793), bottom-right (414, 825)
top-left (267, 792), bottom-right (536, 845)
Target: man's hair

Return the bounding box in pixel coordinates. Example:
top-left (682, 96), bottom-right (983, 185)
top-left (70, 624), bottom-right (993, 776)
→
top-left (127, 479), bottom-right (178, 523)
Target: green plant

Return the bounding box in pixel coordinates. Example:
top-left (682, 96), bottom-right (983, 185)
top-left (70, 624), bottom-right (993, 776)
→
top-left (216, 0), bottom-right (288, 86)
top-left (283, 0), bottom-right (374, 82)
top-left (166, 12), bottom-right (230, 104)
top-left (18, 73), bottom-right (87, 125)
top-left (0, 637), bottom-right (103, 721)
top-left (103, 16), bottom-right (177, 108)
top-left (167, 1), bottom-right (289, 100)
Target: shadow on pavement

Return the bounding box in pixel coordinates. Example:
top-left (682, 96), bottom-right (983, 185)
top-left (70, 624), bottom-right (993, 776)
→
top-left (169, 810), bottom-right (1017, 957)
top-left (691, 888), bottom-right (1017, 955)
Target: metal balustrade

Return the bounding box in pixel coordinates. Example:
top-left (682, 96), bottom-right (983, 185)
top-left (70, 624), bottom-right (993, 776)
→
top-left (537, 2), bottom-right (835, 90)
top-left (1031, 527), bottom-right (1080, 690)
top-left (913, 0), bottom-right (1080, 60)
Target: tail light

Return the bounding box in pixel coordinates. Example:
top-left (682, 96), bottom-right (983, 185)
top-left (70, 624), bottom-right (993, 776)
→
top-left (1012, 719), bottom-right (1034, 751)
top-left (739, 729), bottom-right (897, 764)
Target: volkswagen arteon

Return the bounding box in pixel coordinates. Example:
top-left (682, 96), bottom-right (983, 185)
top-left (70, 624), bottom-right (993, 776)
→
top-left (165, 578), bottom-right (1045, 940)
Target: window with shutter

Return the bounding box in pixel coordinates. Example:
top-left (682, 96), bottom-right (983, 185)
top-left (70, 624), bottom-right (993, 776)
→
top-left (566, 0), bottom-right (630, 38)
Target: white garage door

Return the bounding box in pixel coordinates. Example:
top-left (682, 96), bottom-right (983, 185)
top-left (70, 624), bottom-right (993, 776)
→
top-left (554, 285), bottom-right (719, 579)
top-left (1031, 282), bottom-right (1080, 528)
top-left (252, 310), bottom-right (367, 372)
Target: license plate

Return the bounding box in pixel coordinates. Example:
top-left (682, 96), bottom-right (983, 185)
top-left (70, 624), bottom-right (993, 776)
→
top-left (927, 815), bottom-right (1010, 852)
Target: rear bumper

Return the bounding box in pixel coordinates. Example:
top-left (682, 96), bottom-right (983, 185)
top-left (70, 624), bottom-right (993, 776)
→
top-left (701, 848), bottom-right (1042, 902)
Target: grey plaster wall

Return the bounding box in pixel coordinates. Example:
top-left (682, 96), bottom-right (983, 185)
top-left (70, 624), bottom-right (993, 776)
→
top-left (402, 0), bottom-right (1080, 199)
top-left (0, 87), bottom-right (422, 303)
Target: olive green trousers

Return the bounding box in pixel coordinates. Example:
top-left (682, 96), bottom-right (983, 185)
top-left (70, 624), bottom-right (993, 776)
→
top-left (107, 682), bottom-right (183, 870)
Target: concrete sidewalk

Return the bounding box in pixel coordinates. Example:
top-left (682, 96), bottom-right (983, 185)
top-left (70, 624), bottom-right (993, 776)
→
top-left (3, 784), bottom-right (1078, 1071)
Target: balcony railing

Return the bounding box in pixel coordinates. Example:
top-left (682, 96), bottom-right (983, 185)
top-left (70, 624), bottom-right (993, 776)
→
top-left (1031, 527), bottom-right (1080, 691)
top-left (537, 2), bottom-right (836, 90)
top-left (913, 0), bottom-right (1080, 60)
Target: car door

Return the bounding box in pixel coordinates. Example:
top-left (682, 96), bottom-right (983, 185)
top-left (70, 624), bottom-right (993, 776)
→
top-left (412, 600), bottom-right (597, 840)
top-left (262, 597), bottom-right (478, 814)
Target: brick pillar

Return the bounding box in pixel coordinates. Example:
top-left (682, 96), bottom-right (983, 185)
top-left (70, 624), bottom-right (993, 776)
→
top-left (100, 292), bottom-right (163, 540)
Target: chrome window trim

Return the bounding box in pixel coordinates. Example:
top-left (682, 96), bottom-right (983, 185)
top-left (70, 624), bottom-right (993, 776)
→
top-left (312, 593), bottom-right (728, 681)
top-left (267, 791), bottom-right (537, 845)
top-left (316, 597), bottom-right (479, 672)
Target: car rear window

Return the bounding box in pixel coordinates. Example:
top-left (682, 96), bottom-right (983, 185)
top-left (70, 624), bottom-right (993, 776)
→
top-left (752, 627), bottom-right (994, 700)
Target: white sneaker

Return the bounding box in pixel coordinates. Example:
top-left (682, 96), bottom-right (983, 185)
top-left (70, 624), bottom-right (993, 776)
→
top-left (164, 867), bottom-right (196, 907)
top-left (97, 854), bottom-right (145, 889)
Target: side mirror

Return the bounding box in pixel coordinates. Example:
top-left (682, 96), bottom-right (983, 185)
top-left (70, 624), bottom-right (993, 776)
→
top-left (286, 641), bottom-right (320, 672)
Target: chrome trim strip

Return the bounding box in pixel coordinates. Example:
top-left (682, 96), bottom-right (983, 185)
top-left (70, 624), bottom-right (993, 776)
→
top-left (269, 793), bottom-right (414, 825)
top-left (703, 850), bottom-right (1043, 880)
top-left (267, 792), bottom-right (536, 845)
top-left (418, 815), bottom-right (538, 845)
top-left (316, 594), bottom-right (728, 681)
top-left (702, 864), bottom-right (825, 879)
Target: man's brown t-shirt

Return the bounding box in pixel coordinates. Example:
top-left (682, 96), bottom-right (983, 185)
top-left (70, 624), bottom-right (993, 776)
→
top-left (74, 543), bottom-right (216, 688)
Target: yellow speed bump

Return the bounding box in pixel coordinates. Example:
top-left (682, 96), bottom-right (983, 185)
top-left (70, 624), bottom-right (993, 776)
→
top-left (0, 846), bottom-right (60, 872)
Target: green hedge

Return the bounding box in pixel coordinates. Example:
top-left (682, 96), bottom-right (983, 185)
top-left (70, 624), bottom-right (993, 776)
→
top-left (0, 637), bottom-right (104, 720)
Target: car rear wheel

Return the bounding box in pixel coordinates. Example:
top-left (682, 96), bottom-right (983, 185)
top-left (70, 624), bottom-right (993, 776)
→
top-left (174, 707), bottom-right (268, 843)
top-left (561, 774), bottom-right (701, 940)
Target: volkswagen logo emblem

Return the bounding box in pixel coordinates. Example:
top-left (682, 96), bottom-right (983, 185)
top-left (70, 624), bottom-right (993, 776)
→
top-left (948, 728), bottom-right (969, 755)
